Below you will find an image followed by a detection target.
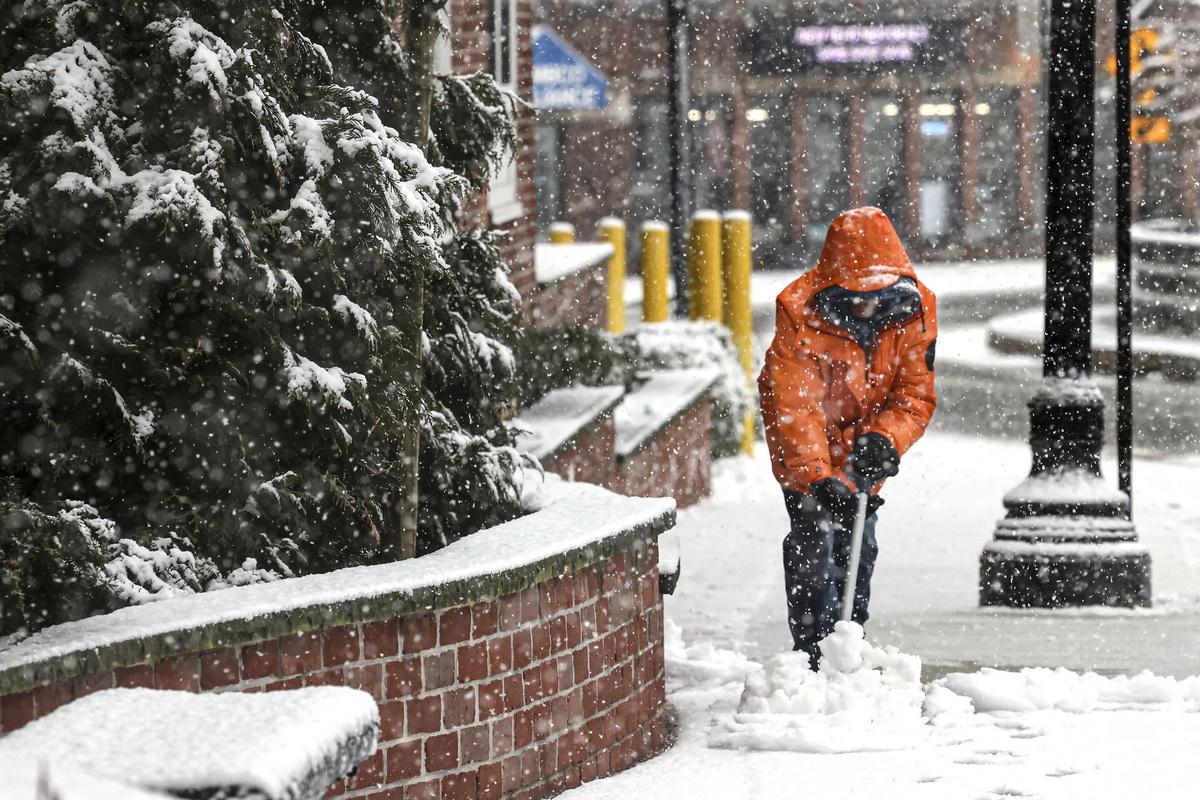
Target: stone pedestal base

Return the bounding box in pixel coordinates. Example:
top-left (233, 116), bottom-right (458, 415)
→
top-left (980, 515), bottom-right (1152, 608)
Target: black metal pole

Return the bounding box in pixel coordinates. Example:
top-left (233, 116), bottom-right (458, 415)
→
top-left (1115, 0), bottom-right (1135, 513)
top-left (666, 0), bottom-right (690, 316)
top-left (1043, 0), bottom-right (1096, 379)
top-left (979, 0), bottom-right (1149, 609)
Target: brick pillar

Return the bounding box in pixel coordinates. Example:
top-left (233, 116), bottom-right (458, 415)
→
top-left (960, 90), bottom-right (981, 245)
top-left (847, 94), bottom-right (866, 207)
top-left (904, 87), bottom-right (922, 239)
top-left (789, 93), bottom-right (808, 242)
top-left (732, 84), bottom-right (751, 212)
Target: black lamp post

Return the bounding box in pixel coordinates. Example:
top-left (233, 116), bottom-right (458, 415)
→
top-left (979, 0), bottom-right (1151, 608)
top-left (666, 0), bottom-right (691, 316)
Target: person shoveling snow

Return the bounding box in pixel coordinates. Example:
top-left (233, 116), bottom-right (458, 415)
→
top-left (759, 206), bottom-right (938, 668)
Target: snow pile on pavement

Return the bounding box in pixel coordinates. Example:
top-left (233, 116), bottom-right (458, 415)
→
top-left (692, 619), bottom-right (1200, 757)
top-left (709, 621), bottom-right (928, 753)
top-left (664, 618), bottom-right (757, 689)
top-left (932, 666), bottom-right (1200, 715)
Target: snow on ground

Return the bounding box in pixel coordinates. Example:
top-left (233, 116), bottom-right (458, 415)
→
top-left (568, 433), bottom-right (1200, 799)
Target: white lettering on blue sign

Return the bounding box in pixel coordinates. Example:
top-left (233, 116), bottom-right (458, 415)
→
top-left (532, 25), bottom-right (608, 111)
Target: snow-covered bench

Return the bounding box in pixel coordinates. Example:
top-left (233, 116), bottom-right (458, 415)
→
top-left (0, 686), bottom-right (379, 800)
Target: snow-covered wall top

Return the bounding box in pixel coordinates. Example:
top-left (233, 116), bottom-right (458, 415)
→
top-left (615, 368), bottom-right (720, 457)
top-left (0, 482), bottom-right (675, 696)
top-left (1131, 219), bottom-right (1200, 248)
top-left (514, 384), bottom-right (625, 459)
top-left (534, 242), bottom-right (613, 285)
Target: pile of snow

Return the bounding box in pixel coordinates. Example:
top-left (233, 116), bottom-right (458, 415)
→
top-left (0, 687), bottom-right (379, 800)
top-left (664, 618), bottom-right (757, 690)
top-left (709, 621), bottom-right (928, 753)
top-left (932, 666), bottom-right (1200, 715)
top-left (684, 620), bottom-right (1200, 757)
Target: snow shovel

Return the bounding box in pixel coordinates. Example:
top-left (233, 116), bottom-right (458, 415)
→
top-left (839, 485), bottom-right (871, 623)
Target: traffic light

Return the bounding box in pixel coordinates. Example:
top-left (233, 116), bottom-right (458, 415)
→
top-left (1106, 26), bottom-right (1173, 144)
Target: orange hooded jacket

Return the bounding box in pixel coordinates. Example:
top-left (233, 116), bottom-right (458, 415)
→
top-left (758, 207), bottom-right (938, 494)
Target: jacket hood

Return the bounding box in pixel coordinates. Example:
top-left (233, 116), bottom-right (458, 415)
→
top-left (811, 207), bottom-right (916, 293)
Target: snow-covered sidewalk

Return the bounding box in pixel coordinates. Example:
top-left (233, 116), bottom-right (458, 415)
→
top-left (564, 433), bottom-right (1200, 799)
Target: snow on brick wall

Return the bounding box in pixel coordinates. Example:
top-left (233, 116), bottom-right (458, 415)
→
top-left (0, 488), bottom-right (673, 800)
top-left (530, 260), bottom-right (608, 331)
top-left (540, 411), bottom-right (618, 488)
top-left (618, 395), bottom-right (713, 509)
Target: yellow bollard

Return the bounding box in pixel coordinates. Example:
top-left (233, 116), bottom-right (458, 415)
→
top-left (640, 221), bottom-right (670, 324)
top-left (721, 210), bottom-right (756, 453)
top-left (548, 222), bottom-right (576, 244)
top-left (688, 210), bottom-right (724, 323)
top-left (598, 217), bottom-right (627, 334)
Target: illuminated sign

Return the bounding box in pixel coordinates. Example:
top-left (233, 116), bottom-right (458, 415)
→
top-left (794, 24), bottom-right (931, 64)
top-left (742, 18), bottom-right (966, 75)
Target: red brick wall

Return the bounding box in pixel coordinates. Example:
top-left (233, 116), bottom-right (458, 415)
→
top-left (617, 396), bottom-right (711, 509)
top-left (541, 411), bottom-right (616, 487)
top-left (0, 546), bottom-right (667, 800)
top-left (452, 0), bottom-right (538, 322)
top-left (529, 262), bottom-right (606, 331)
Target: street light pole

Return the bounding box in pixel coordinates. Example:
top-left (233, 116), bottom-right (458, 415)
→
top-left (1115, 0), bottom-right (1134, 512)
top-left (979, 0), bottom-right (1151, 608)
top-left (666, 0), bottom-right (691, 316)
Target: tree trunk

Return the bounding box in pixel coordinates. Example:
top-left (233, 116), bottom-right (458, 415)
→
top-left (391, 1), bottom-right (443, 560)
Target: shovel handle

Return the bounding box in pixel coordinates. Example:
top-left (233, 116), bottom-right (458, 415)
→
top-left (839, 491), bottom-right (870, 623)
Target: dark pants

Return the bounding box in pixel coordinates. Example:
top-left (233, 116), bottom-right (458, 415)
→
top-left (781, 489), bottom-right (879, 668)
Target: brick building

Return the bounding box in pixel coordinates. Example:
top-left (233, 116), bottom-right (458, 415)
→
top-left (448, 0), bottom-right (609, 330)
top-left (531, 0), bottom-right (1200, 268)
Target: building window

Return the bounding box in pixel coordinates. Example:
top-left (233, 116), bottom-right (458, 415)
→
top-left (748, 94), bottom-right (792, 253)
top-left (534, 122), bottom-right (561, 234)
top-left (917, 92), bottom-right (962, 243)
top-left (803, 95), bottom-right (850, 250)
top-left (630, 97), bottom-right (670, 226)
top-left (973, 88), bottom-right (1021, 246)
top-left (433, 3), bottom-right (452, 74)
top-left (488, 0), bottom-right (523, 224)
top-left (864, 96), bottom-right (908, 239)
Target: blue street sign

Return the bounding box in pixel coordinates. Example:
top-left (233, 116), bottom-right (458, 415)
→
top-left (532, 25), bottom-right (608, 111)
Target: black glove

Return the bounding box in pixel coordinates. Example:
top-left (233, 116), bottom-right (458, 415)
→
top-left (809, 477), bottom-right (856, 518)
top-left (847, 432), bottom-right (899, 489)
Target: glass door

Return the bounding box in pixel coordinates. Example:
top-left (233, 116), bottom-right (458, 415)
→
top-left (918, 92), bottom-right (962, 244)
top-left (803, 95), bottom-right (850, 255)
top-left (864, 96), bottom-right (908, 239)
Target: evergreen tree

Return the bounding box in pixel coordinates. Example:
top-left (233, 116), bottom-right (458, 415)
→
top-left (0, 1), bottom-right (490, 634)
top-left (287, 2), bottom-right (527, 553)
